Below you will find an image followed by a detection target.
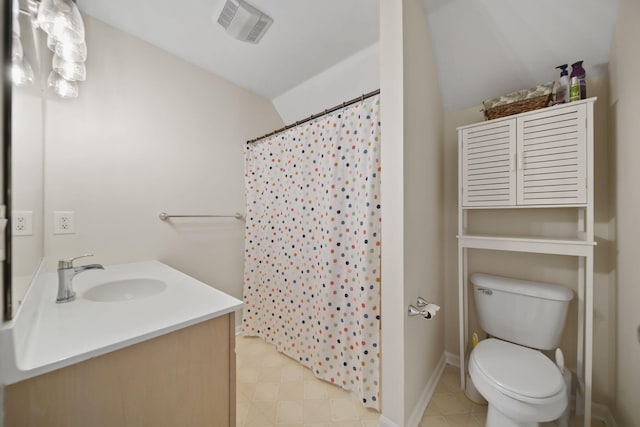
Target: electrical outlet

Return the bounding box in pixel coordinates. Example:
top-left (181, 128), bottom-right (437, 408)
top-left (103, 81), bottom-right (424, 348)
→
top-left (13, 211), bottom-right (33, 236)
top-left (54, 211), bottom-right (75, 235)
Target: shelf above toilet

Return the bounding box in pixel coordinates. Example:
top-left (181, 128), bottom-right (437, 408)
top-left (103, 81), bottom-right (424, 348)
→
top-left (457, 234), bottom-right (596, 256)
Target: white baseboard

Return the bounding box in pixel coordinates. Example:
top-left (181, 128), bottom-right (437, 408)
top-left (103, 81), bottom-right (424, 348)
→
top-left (405, 353), bottom-right (448, 427)
top-left (604, 409), bottom-right (619, 427)
top-left (592, 402), bottom-right (618, 427)
top-left (445, 351), bottom-right (461, 367)
top-left (378, 414), bottom-right (400, 427)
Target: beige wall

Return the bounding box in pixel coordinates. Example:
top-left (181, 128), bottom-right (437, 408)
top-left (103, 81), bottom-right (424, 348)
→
top-left (442, 78), bottom-right (614, 404)
top-left (402, 0), bottom-right (444, 421)
top-left (442, 105), bottom-right (483, 359)
top-left (272, 42), bottom-right (379, 124)
top-left (42, 15), bottom-right (283, 303)
top-left (380, 0), bottom-right (444, 424)
top-left (380, 0), bottom-right (406, 423)
top-left (609, 0), bottom-right (640, 424)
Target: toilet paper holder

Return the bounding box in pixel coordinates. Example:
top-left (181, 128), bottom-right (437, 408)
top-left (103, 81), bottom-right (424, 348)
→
top-left (408, 297), bottom-right (440, 319)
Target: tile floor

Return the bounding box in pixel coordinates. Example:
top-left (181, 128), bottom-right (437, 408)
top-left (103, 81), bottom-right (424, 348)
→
top-left (421, 365), bottom-right (606, 427)
top-left (236, 335), bottom-right (605, 427)
top-left (419, 365), bottom-right (487, 427)
top-left (236, 335), bottom-right (379, 426)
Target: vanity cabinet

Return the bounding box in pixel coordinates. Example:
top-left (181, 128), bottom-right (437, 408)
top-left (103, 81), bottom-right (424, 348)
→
top-left (461, 102), bottom-right (588, 207)
top-left (457, 98), bottom-right (596, 427)
top-left (4, 313), bottom-right (236, 427)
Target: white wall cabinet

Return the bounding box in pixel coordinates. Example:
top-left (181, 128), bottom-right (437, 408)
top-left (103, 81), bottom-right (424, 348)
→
top-left (461, 102), bottom-right (588, 207)
top-left (457, 98), bottom-right (596, 427)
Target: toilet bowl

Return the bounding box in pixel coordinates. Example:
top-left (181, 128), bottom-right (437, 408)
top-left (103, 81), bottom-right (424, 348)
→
top-left (468, 273), bottom-right (574, 426)
top-left (469, 339), bottom-right (567, 427)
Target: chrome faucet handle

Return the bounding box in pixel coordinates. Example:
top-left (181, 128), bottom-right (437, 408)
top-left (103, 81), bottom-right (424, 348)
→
top-left (58, 254), bottom-right (94, 269)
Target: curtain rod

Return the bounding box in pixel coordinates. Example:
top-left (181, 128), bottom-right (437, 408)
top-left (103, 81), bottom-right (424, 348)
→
top-left (246, 88), bottom-right (380, 144)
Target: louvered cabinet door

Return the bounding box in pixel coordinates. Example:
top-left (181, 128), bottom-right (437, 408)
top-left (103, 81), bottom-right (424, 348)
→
top-left (516, 104), bottom-right (587, 205)
top-left (461, 120), bottom-right (516, 206)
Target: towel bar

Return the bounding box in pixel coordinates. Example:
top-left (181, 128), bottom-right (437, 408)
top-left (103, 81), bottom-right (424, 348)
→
top-left (158, 212), bottom-right (243, 221)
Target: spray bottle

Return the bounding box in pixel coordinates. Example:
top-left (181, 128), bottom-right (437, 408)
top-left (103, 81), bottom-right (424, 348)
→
top-left (554, 64), bottom-right (570, 103)
top-left (570, 60), bottom-right (587, 101)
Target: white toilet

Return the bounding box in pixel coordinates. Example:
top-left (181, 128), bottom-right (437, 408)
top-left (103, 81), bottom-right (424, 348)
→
top-left (468, 273), bottom-right (574, 427)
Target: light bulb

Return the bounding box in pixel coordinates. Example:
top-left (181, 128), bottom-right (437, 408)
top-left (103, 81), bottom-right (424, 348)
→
top-left (12, 60), bottom-right (34, 86)
top-left (12, 35), bottom-right (23, 61)
top-left (55, 40), bottom-right (87, 62)
top-left (52, 54), bottom-right (86, 81)
top-left (47, 34), bottom-right (58, 52)
top-left (12, 0), bottom-right (20, 36)
top-left (55, 79), bottom-right (79, 99)
top-left (37, 0), bottom-right (85, 44)
top-left (48, 71), bottom-right (78, 98)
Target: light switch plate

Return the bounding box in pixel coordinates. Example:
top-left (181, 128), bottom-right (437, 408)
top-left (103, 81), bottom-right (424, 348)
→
top-left (13, 211), bottom-right (33, 236)
top-left (54, 211), bottom-right (75, 234)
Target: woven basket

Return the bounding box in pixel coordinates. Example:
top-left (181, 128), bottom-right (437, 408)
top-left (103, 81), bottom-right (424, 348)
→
top-left (483, 82), bottom-right (554, 120)
top-left (483, 94), bottom-right (552, 120)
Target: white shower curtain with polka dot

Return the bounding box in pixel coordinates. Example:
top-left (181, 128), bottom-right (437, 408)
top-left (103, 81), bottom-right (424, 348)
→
top-left (243, 94), bottom-right (381, 409)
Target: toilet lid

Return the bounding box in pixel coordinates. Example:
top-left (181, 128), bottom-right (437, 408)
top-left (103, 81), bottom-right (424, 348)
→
top-left (472, 339), bottom-right (564, 399)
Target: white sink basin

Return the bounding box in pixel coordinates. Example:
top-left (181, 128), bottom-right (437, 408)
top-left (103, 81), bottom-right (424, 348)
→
top-left (83, 278), bottom-right (167, 302)
top-left (0, 261), bottom-right (243, 386)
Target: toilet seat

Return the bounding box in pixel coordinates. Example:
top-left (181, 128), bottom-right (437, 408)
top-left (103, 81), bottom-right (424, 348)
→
top-left (469, 339), bottom-right (568, 424)
top-left (471, 339), bottom-right (564, 403)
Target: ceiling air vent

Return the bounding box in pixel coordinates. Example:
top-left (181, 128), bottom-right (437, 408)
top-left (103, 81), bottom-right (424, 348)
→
top-left (216, 0), bottom-right (274, 44)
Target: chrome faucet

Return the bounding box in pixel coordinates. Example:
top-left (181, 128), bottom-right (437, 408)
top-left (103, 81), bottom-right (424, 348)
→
top-left (57, 254), bottom-right (104, 303)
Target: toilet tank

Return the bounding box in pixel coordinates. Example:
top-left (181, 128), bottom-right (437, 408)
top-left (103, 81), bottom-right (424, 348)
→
top-left (471, 273), bottom-right (574, 350)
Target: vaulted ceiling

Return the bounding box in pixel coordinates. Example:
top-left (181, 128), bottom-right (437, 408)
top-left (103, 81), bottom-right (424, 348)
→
top-left (77, 0), bottom-right (618, 112)
top-left (76, 0), bottom-right (379, 100)
top-left (423, 0), bottom-right (618, 111)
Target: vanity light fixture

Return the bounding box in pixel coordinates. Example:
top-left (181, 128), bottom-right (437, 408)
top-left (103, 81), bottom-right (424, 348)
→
top-left (37, 0), bottom-right (87, 98)
top-left (36, 0), bottom-right (85, 44)
top-left (12, 0), bottom-right (88, 98)
top-left (53, 39), bottom-right (86, 62)
top-left (11, 60), bottom-right (34, 86)
top-left (47, 70), bottom-right (77, 98)
top-left (52, 53), bottom-right (85, 81)
top-left (11, 0), bottom-right (34, 87)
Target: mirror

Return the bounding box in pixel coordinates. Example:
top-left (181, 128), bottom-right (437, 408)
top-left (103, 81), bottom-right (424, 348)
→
top-left (2, 0), bottom-right (9, 319)
top-left (3, 0), bottom-right (45, 320)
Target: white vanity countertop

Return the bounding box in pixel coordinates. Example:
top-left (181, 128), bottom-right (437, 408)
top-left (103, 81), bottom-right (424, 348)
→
top-left (0, 260), bottom-right (243, 385)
